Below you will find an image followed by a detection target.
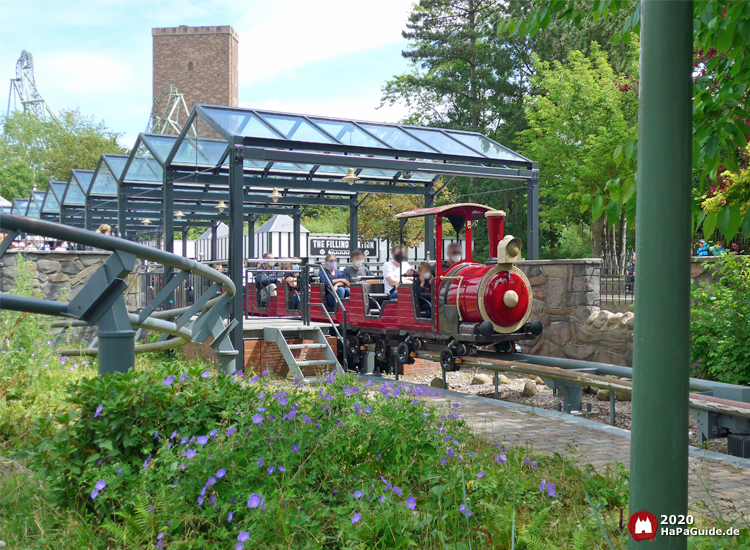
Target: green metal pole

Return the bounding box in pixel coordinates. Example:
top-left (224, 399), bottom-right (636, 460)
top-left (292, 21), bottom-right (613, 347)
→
top-left (630, 1), bottom-right (692, 549)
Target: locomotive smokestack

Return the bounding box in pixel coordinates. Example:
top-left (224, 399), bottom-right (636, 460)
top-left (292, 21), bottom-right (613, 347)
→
top-left (485, 210), bottom-right (506, 259)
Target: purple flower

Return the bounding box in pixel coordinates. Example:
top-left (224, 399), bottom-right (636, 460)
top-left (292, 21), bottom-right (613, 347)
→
top-left (252, 414), bottom-right (263, 425)
top-left (376, 454), bottom-right (381, 461)
top-left (201, 371), bottom-right (210, 378)
top-left (95, 480), bottom-right (107, 491)
top-left (256, 407), bottom-right (266, 412)
top-left (530, 461), bottom-right (538, 468)
top-left (548, 487), bottom-right (557, 497)
top-left (451, 403), bottom-right (460, 408)
top-left (247, 493), bottom-right (265, 509)
top-left (170, 431), bottom-right (178, 440)
top-left (216, 469), bottom-right (226, 478)
top-left (116, 468), bottom-right (123, 474)
top-left (197, 496), bottom-right (204, 506)
top-left (476, 472), bottom-right (485, 479)
top-left (392, 486), bottom-right (402, 497)
top-left (209, 495), bottom-right (217, 505)
top-left (90, 489), bottom-right (100, 499)
top-left (157, 533), bottom-right (164, 550)
top-left (197, 436), bottom-right (209, 445)
top-left (164, 375), bottom-right (177, 386)
top-left (495, 454), bottom-right (507, 464)
top-left (46, 340), bottom-right (53, 346)
top-left (153, 431), bottom-right (159, 440)
top-left (180, 372), bottom-right (188, 383)
top-left (267, 466), bottom-right (275, 475)
top-left (143, 454), bottom-right (152, 469)
top-left (236, 544), bottom-right (243, 550)
top-left (379, 495), bottom-right (387, 503)
top-left (238, 531), bottom-right (249, 542)
top-left (186, 449), bottom-right (197, 459)
top-left (459, 504), bottom-right (472, 518)
top-left (406, 495), bottom-right (416, 510)
top-left (210, 429), bottom-right (217, 437)
top-left (353, 491), bottom-right (363, 499)
top-left (291, 444), bottom-right (299, 453)
top-left (207, 476), bottom-right (217, 486)
top-left (262, 369), bottom-right (270, 376)
top-left (257, 456), bottom-right (264, 467)
top-left (303, 416), bottom-right (311, 423)
top-left (227, 428), bottom-right (236, 436)
top-left (93, 404), bottom-right (103, 418)
top-left (352, 512), bottom-right (361, 524)
top-left (540, 479), bottom-right (547, 492)
top-left (227, 511), bottom-right (233, 522)
top-left (278, 466), bottom-right (286, 473)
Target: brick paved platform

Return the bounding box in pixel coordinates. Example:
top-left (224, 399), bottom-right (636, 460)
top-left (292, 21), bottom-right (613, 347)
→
top-left (368, 377), bottom-right (750, 527)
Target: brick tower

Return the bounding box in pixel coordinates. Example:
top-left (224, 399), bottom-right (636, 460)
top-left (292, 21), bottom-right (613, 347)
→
top-left (152, 25), bottom-right (239, 111)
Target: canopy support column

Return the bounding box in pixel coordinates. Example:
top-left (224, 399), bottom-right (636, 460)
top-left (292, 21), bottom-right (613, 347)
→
top-left (163, 169), bottom-right (175, 309)
top-left (293, 208), bottom-right (301, 258)
top-left (117, 187), bottom-right (127, 238)
top-left (349, 197), bottom-right (358, 254)
top-left (228, 139), bottom-right (244, 372)
top-left (210, 222), bottom-right (218, 261)
top-left (424, 189), bottom-right (435, 260)
top-left (630, 2), bottom-right (692, 549)
top-left (182, 228), bottom-right (188, 258)
top-left (85, 199), bottom-right (93, 232)
top-left (248, 215), bottom-right (255, 259)
top-left (526, 162), bottom-right (539, 260)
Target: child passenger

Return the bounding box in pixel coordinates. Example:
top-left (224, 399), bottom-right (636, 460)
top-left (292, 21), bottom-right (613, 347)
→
top-left (413, 262), bottom-right (433, 318)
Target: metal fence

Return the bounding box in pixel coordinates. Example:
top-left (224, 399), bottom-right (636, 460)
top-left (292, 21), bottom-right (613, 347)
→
top-left (596, 250), bottom-right (635, 306)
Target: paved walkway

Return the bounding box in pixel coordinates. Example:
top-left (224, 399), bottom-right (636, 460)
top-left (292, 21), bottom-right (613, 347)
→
top-left (372, 377), bottom-right (750, 527)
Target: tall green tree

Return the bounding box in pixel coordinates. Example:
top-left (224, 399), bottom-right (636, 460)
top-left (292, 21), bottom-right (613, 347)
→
top-left (0, 109), bottom-right (127, 200)
top-left (517, 44), bottom-right (638, 258)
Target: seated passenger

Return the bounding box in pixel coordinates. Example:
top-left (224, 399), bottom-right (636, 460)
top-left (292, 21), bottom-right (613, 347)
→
top-left (383, 244), bottom-right (414, 300)
top-left (343, 249), bottom-right (380, 283)
top-left (280, 262), bottom-right (300, 308)
top-left (258, 253), bottom-right (280, 297)
top-left (320, 254), bottom-right (350, 310)
top-left (446, 242), bottom-right (463, 267)
top-left (413, 261), bottom-right (433, 318)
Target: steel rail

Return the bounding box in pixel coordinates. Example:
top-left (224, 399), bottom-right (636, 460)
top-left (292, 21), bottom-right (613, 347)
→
top-left (0, 213), bottom-right (234, 357)
top-left (414, 351), bottom-right (750, 420)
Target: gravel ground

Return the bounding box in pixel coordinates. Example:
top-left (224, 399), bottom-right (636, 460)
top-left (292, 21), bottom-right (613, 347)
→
top-left (386, 367), bottom-right (728, 455)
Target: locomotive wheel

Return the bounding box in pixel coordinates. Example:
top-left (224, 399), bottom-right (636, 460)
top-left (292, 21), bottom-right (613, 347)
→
top-left (493, 341), bottom-right (514, 354)
top-left (454, 342), bottom-right (468, 357)
top-left (346, 335), bottom-right (361, 361)
top-left (440, 348), bottom-right (456, 373)
top-left (375, 339), bottom-right (390, 362)
top-left (396, 341), bottom-right (414, 365)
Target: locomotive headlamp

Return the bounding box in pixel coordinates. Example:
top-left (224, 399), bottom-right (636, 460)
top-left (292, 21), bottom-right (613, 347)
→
top-left (497, 235), bottom-right (523, 264)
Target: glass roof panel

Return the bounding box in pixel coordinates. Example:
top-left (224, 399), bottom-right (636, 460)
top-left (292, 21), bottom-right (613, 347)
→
top-left (64, 180), bottom-right (86, 205)
top-left (42, 190), bottom-right (60, 212)
top-left (401, 128), bottom-right (481, 157)
top-left (26, 199), bottom-right (40, 218)
top-left (259, 113), bottom-right (336, 144)
top-left (173, 137), bottom-right (228, 166)
top-left (89, 166), bottom-right (118, 196)
top-left (242, 159), bottom-right (268, 170)
top-left (359, 124), bottom-right (437, 153)
top-left (49, 182), bottom-right (67, 202)
top-left (313, 120), bottom-right (385, 148)
top-left (13, 199), bottom-right (28, 214)
top-left (104, 155), bottom-right (129, 179)
top-left (446, 131), bottom-right (529, 163)
top-left (142, 134), bottom-right (178, 163)
top-left (314, 165), bottom-right (348, 176)
top-left (202, 107), bottom-right (280, 140)
top-left (71, 170), bottom-right (94, 193)
top-left (124, 142), bottom-right (164, 183)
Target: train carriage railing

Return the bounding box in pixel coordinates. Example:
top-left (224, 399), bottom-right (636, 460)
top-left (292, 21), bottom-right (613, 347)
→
top-left (0, 213), bottom-right (238, 377)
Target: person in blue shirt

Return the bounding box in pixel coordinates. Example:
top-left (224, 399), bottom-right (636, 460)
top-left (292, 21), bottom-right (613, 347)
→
top-left (711, 240), bottom-right (726, 256)
top-left (320, 254), bottom-right (350, 310)
top-left (696, 239), bottom-right (710, 257)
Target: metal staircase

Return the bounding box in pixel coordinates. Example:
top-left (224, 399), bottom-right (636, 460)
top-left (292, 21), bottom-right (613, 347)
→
top-left (263, 326), bottom-right (343, 382)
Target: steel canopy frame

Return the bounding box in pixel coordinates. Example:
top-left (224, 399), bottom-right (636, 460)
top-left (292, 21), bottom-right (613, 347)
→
top-left (162, 104), bottom-right (540, 367)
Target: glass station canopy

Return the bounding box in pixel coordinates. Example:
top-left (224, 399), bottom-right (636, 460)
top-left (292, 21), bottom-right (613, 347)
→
top-left (166, 105), bottom-right (533, 186)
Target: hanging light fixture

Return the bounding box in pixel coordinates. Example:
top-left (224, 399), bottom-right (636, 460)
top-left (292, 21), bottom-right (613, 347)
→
top-left (142, 218), bottom-right (152, 226)
top-left (215, 200), bottom-right (227, 213)
top-left (175, 210), bottom-right (185, 219)
top-left (269, 187), bottom-right (282, 203)
top-left (341, 167), bottom-right (360, 185)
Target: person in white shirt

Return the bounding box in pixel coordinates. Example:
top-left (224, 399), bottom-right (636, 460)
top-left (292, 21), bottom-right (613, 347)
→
top-left (383, 244), bottom-right (415, 300)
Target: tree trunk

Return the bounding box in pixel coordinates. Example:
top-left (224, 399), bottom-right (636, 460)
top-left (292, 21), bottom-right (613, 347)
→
top-left (592, 215), bottom-right (604, 258)
top-left (618, 208), bottom-right (628, 269)
top-left (609, 223), bottom-right (617, 268)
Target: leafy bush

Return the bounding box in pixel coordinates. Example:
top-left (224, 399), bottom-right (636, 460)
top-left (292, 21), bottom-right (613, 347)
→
top-left (541, 223), bottom-right (593, 260)
top-left (28, 361), bottom-right (629, 549)
top-left (0, 255), bottom-right (95, 443)
top-left (691, 256), bottom-right (750, 384)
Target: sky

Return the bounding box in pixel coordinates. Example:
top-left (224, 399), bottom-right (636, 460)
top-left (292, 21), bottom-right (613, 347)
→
top-left (0, 0), bottom-right (416, 147)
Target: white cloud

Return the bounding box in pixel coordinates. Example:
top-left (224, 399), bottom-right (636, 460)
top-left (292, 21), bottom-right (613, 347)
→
top-left (35, 51), bottom-right (139, 94)
top-left (234, 0), bottom-right (414, 85)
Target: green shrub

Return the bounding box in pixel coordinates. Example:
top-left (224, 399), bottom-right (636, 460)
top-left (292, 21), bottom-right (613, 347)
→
top-left (0, 255), bottom-right (95, 443)
top-left (541, 223), bottom-right (593, 260)
top-left (690, 256), bottom-right (750, 384)
top-left (28, 362), bottom-right (629, 549)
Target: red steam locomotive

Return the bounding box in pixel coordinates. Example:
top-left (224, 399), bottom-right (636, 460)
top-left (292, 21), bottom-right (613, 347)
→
top-left (308, 203), bottom-right (542, 373)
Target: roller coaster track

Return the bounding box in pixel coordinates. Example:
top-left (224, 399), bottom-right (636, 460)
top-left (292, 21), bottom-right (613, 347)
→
top-left (146, 84), bottom-right (189, 135)
top-left (0, 213), bottom-right (238, 376)
top-left (7, 50), bottom-right (58, 122)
